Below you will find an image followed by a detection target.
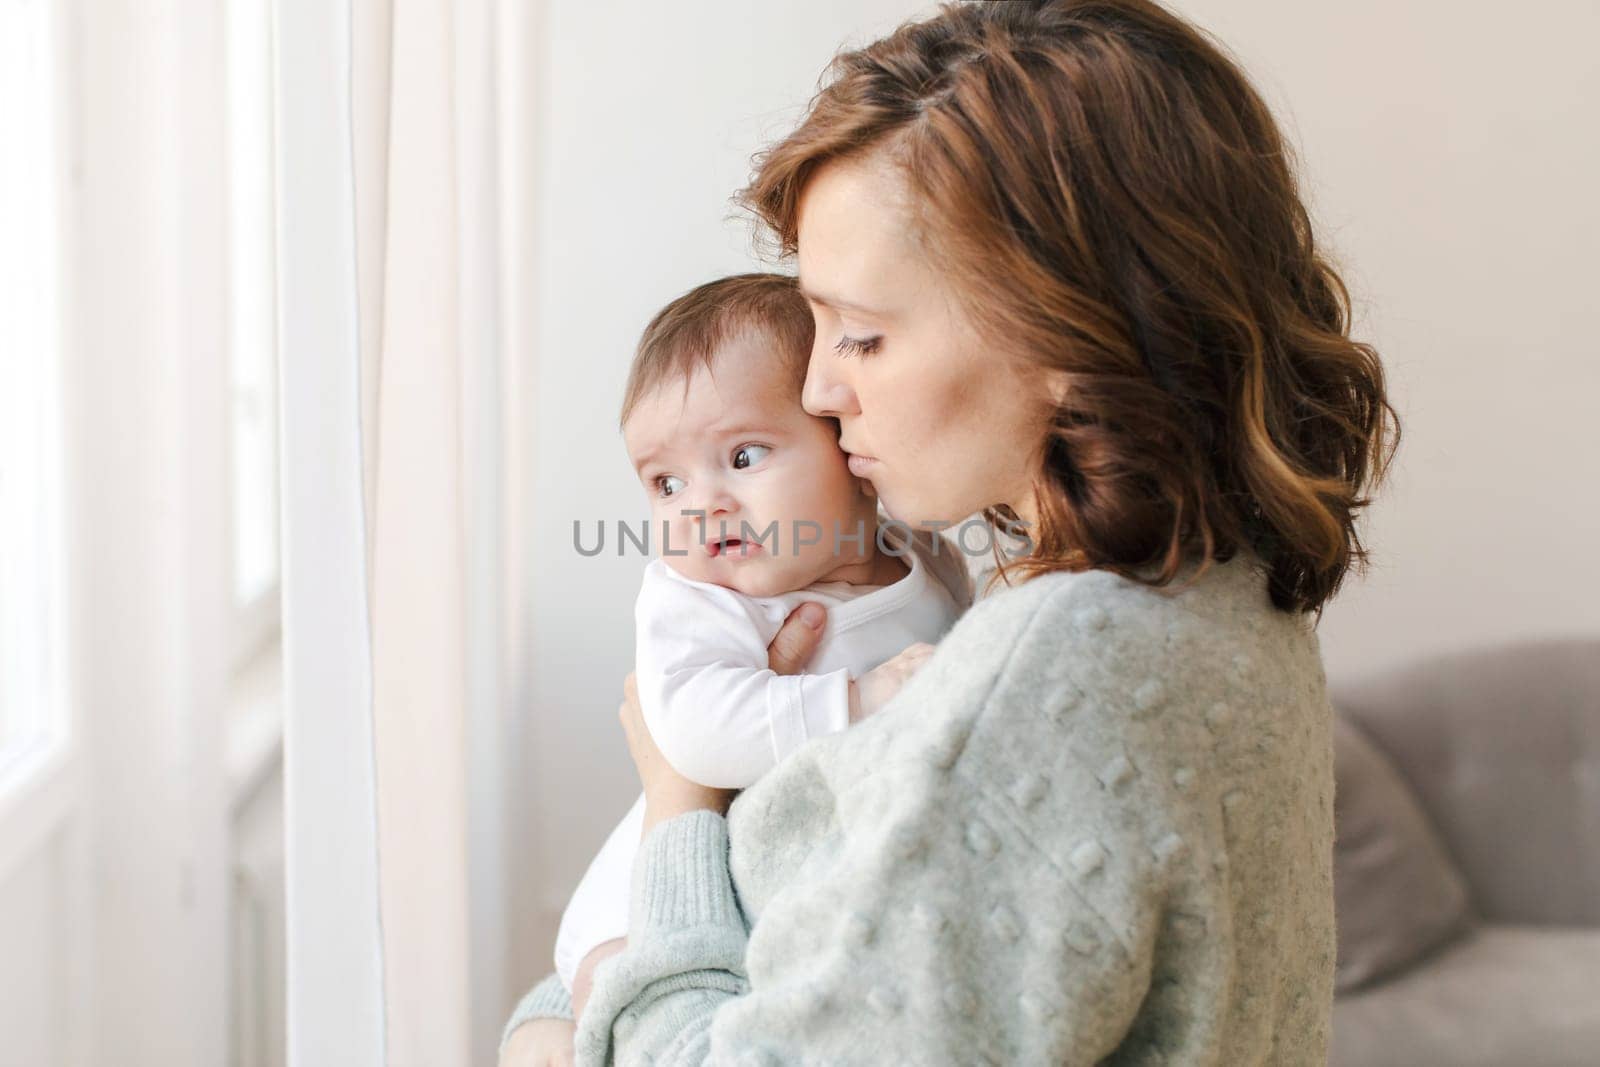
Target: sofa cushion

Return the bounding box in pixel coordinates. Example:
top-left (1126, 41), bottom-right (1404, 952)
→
top-left (1333, 714), bottom-right (1472, 992)
top-left (1331, 925), bottom-right (1600, 1067)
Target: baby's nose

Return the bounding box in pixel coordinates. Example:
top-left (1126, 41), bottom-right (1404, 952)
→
top-left (687, 491), bottom-right (738, 527)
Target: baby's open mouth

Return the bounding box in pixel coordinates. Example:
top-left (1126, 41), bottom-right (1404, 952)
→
top-left (707, 537), bottom-right (762, 559)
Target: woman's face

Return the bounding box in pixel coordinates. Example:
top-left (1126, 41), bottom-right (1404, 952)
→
top-left (796, 153), bottom-right (1053, 532)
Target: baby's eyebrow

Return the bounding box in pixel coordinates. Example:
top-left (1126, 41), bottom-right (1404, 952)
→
top-left (629, 425), bottom-right (782, 473)
top-left (629, 446), bottom-right (664, 473)
top-left (707, 424), bottom-right (779, 440)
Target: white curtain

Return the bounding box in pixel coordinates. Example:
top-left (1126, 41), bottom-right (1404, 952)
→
top-left (279, 1), bottom-right (532, 1064)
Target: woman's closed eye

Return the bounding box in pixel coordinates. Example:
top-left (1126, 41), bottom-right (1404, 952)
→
top-left (833, 334), bottom-right (881, 358)
top-left (732, 443), bottom-right (773, 470)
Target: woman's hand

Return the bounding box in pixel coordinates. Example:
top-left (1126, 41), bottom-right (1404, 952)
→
top-left (621, 601), bottom-right (830, 839)
top-left (498, 1018), bottom-right (575, 1067)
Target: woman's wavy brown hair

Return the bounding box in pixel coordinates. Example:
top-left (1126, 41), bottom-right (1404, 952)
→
top-left (741, 0), bottom-right (1399, 615)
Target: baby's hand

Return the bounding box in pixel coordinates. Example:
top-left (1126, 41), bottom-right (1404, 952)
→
top-left (849, 642), bottom-right (936, 723)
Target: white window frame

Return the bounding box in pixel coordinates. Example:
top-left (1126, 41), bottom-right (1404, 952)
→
top-left (0, 0), bottom-right (71, 811)
top-left (224, 0), bottom-right (284, 681)
top-left (222, 0), bottom-right (286, 812)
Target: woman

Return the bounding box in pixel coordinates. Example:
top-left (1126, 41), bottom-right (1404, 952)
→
top-left (506, 1), bottom-right (1396, 1062)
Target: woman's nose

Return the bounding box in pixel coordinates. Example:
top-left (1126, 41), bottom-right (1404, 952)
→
top-left (802, 353), bottom-right (860, 419)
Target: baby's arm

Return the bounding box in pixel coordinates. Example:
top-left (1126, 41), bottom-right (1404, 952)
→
top-left (636, 571), bottom-right (854, 788)
top-left (644, 653), bottom-right (852, 788)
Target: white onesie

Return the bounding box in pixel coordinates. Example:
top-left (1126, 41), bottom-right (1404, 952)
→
top-left (553, 521), bottom-right (973, 991)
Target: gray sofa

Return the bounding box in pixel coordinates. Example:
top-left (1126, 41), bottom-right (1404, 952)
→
top-left (1329, 639), bottom-right (1600, 1066)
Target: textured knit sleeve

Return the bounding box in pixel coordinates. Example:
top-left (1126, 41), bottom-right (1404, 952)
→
top-left (574, 574), bottom-right (1197, 1066)
top-left (635, 564), bottom-right (851, 789)
top-left (499, 972), bottom-right (574, 1056)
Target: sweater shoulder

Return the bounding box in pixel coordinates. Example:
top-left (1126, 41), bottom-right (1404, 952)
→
top-left (936, 562), bottom-right (1176, 681)
top-left (889, 554), bottom-right (1300, 768)
top-left (788, 553), bottom-right (1306, 802)
top-left (958, 552), bottom-right (1290, 672)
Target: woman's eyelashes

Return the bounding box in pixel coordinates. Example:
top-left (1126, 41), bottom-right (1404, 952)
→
top-left (833, 334), bottom-right (882, 358)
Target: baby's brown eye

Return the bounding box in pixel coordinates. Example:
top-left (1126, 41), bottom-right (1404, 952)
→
top-left (732, 444), bottom-right (773, 470)
top-left (655, 475), bottom-right (685, 497)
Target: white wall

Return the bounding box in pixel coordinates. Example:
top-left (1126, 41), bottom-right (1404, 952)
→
top-left (518, 0), bottom-right (1600, 983)
top-left (1168, 0), bottom-right (1600, 679)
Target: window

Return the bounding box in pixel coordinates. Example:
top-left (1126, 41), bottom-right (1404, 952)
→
top-left (0, 0), bottom-right (67, 783)
top-left (227, 0), bottom-right (283, 670)
top-left (223, 14), bottom-right (288, 1061)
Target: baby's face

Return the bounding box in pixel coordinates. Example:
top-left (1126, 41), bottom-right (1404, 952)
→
top-left (623, 333), bottom-right (876, 597)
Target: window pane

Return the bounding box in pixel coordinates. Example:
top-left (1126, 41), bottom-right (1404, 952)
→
top-left (228, 0), bottom-right (281, 610)
top-left (0, 0), bottom-right (66, 771)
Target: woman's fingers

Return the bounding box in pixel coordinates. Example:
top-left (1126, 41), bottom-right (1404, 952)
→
top-left (617, 672), bottom-right (655, 764)
top-left (768, 601), bottom-right (827, 675)
top-left (618, 673), bottom-right (632, 725)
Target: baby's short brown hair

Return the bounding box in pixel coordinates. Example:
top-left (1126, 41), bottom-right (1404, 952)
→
top-left (619, 273), bottom-right (815, 429)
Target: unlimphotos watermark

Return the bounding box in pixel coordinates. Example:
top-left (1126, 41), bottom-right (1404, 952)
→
top-left (572, 512), bottom-right (1033, 559)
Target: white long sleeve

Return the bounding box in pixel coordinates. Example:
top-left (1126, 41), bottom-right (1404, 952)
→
top-left (634, 565), bottom-right (854, 789)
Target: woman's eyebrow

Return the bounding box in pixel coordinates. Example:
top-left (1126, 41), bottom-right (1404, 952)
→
top-left (798, 284), bottom-right (881, 317)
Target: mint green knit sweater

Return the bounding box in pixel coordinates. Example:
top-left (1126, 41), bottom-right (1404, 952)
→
top-left (505, 553), bottom-right (1336, 1064)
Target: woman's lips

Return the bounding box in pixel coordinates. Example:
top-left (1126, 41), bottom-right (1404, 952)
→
top-left (846, 453), bottom-right (879, 477)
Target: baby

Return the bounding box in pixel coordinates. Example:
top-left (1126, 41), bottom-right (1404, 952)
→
top-left (553, 273), bottom-right (972, 1006)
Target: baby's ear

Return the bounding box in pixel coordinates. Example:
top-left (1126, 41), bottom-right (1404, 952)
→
top-left (1045, 367), bottom-right (1072, 409)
